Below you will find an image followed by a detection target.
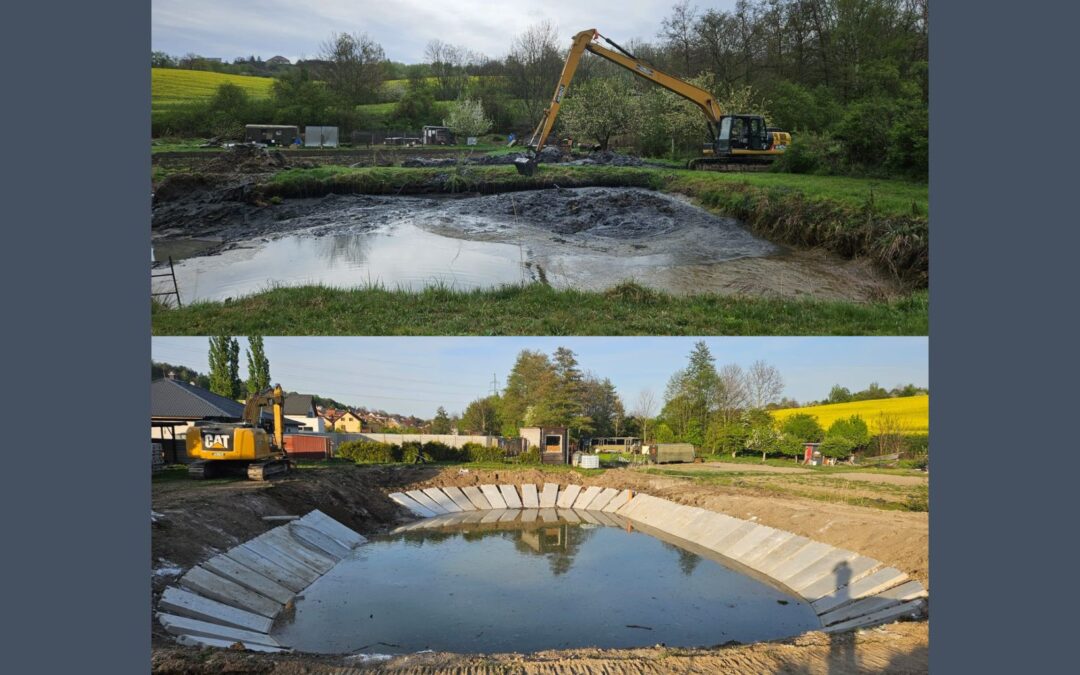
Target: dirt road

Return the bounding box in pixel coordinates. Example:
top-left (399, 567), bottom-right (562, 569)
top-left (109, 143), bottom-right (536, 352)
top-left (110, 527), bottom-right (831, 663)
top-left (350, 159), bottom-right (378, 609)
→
top-left (151, 465), bottom-right (928, 674)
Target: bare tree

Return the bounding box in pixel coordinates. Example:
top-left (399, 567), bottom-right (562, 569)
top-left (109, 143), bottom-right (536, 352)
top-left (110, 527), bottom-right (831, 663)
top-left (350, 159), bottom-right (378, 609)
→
top-left (715, 363), bottom-right (749, 422)
top-left (506, 21), bottom-right (564, 122)
top-left (746, 359), bottom-right (783, 409)
top-left (634, 389), bottom-right (657, 444)
top-left (319, 32), bottom-right (386, 106)
top-left (426, 40), bottom-right (470, 100)
top-left (660, 0), bottom-right (700, 75)
top-left (875, 412), bottom-right (908, 458)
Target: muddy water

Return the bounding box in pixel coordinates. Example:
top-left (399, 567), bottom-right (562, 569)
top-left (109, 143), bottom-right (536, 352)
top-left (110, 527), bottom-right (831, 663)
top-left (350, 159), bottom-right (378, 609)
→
top-left (273, 515), bottom-right (819, 655)
top-left (155, 188), bottom-right (900, 302)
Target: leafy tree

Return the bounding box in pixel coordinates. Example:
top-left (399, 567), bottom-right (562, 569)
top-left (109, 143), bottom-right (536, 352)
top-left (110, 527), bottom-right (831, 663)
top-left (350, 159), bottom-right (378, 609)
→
top-left (662, 341), bottom-right (721, 442)
top-left (460, 396), bottom-right (501, 435)
top-left (271, 68), bottom-right (333, 126)
top-left (828, 385), bottom-right (853, 404)
top-left (499, 350), bottom-right (556, 435)
top-left (245, 336), bottom-right (270, 396)
top-left (445, 98), bottom-right (492, 138)
top-left (705, 418), bottom-right (749, 456)
top-left (391, 77), bottom-right (440, 129)
top-left (560, 77), bottom-right (639, 150)
top-left (431, 407), bottom-right (452, 434)
top-left (780, 413), bottom-right (824, 443)
top-left (821, 415), bottom-right (871, 459)
top-left (655, 423), bottom-right (676, 443)
top-left (208, 336), bottom-right (241, 399)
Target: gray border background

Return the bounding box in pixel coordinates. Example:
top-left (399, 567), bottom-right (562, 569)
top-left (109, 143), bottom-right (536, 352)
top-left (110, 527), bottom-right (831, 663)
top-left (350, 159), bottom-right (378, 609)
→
top-left (5, 0), bottom-right (1078, 673)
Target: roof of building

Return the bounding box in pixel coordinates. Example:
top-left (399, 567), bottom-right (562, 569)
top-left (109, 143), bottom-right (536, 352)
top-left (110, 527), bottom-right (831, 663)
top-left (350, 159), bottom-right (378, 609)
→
top-left (152, 378), bottom-right (247, 419)
top-left (283, 393), bottom-right (316, 416)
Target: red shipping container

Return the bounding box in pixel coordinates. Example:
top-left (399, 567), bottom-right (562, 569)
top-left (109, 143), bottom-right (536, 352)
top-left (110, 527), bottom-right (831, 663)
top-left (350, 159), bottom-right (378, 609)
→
top-left (283, 434), bottom-right (330, 460)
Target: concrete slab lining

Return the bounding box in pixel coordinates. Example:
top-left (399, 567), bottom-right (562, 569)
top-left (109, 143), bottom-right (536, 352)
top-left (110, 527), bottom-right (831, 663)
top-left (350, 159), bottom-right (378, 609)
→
top-left (298, 511), bottom-right (367, 549)
top-left (602, 489), bottom-right (633, 512)
top-left (782, 549), bottom-right (860, 590)
top-left (818, 580), bottom-right (927, 626)
top-left (796, 556), bottom-right (882, 598)
top-left (520, 484), bottom-right (540, 508)
top-left (499, 484), bottom-right (524, 509)
top-left (556, 484), bottom-right (582, 508)
top-left (461, 486), bottom-right (493, 510)
top-left (175, 633), bottom-right (288, 653)
top-left (222, 545), bottom-right (309, 593)
top-left (159, 587), bottom-right (274, 633)
top-left (240, 540), bottom-right (322, 585)
top-left (539, 483), bottom-right (559, 508)
top-left (388, 492), bottom-right (436, 517)
top-left (811, 567), bottom-right (912, 613)
top-left (481, 508), bottom-right (507, 523)
top-left (521, 508), bottom-right (539, 522)
top-left (539, 508), bottom-right (559, 522)
top-left (587, 487), bottom-right (619, 511)
top-left (289, 524), bottom-right (351, 560)
top-left (576, 509), bottom-right (602, 525)
top-left (259, 528), bottom-right (336, 575)
top-left (406, 490), bottom-right (449, 515)
top-left (179, 566), bottom-right (283, 619)
top-left (822, 599), bottom-right (925, 634)
top-left (441, 486), bottom-right (478, 511)
top-left (423, 488), bottom-right (464, 513)
top-left (498, 509), bottom-right (520, 522)
top-left (558, 508), bottom-right (581, 523)
top-left (480, 484), bottom-right (508, 509)
top-left (202, 554), bottom-right (294, 605)
top-left (157, 612), bottom-right (283, 648)
top-left (573, 486), bottom-right (603, 510)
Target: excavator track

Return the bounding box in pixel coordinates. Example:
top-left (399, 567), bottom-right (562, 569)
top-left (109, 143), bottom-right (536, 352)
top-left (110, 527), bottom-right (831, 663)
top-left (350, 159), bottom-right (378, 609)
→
top-left (247, 459), bottom-right (291, 481)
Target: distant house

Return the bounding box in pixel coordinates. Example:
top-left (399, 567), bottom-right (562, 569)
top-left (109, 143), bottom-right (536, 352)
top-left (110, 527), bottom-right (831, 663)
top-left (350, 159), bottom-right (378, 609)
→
top-left (284, 393), bottom-right (324, 432)
top-left (151, 378), bottom-right (300, 463)
top-left (323, 409), bottom-right (366, 433)
top-left (519, 426), bottom-right (570, 464)
top-left (266, 55), bottom-right (291, 66)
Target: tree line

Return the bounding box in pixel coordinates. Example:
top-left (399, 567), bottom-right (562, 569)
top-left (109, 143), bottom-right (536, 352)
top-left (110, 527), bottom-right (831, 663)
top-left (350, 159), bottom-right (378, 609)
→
top-left (154, 0), bottom-right (927, 178)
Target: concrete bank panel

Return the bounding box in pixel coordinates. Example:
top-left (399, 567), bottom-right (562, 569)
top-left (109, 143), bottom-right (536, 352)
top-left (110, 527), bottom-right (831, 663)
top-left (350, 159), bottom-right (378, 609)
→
top-left (539, 483), bottom-right (558, 508)
top-left (461, 486), bottom-right (492, 510)
top-left (222, 546), bottom-right (309, 593)
top-left (387, 492), bottom-right (436, 518)
top-left (423, 488), bottom-right (463, 513)
top-left (175, 633), bottom-right (287, 653)
top-left (573, 486), bottom-right (603, 510)
top-left (157, 612), bottom-right (281, 648)
top-left (822, 599), bottom-right (925, 634)
top-left (480, 484), bottom-right (508, 509)
top-left (811, 567), bottom-right (912, 614)
top-left (818, 580), bottom-right (927, 627)
top-left (405, 490), bottom-right (449, 515)
top-left (289, 523), bottom-right (350, 560)
top-left (298, 511), bottom-right (367, 549)
top-left (602, 489), bottom-right (633, 512)
top-left (499, 484), bottom-right (524, 509)
top-left (782, 549), bottom-right (859, 590)
top-left (587, 488), bottom-right (619, 511)
top-left (520, 484), bottom-right (540, 508)
top-left (179, 566), bottom-right (282, 619)
top-left (440, 486), bottom-right (477, 511)
top-left (202, 554), bottom-right (294, 605)
top-left (556, 484), bottom-right (582, 508)
top-left (796, 556), bottom-right (882, 599)
top-left (159, 587), bottom-right (274, 633)
top-left (240, 540), bottom-right (321, 585)
top-left (259, 528), bottom-right (335, 575)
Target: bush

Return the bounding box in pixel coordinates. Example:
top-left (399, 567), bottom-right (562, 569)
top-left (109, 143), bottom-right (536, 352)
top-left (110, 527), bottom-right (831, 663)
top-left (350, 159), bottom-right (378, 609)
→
top-left (462, 442), bottom-right (505, 462)
top-left (517, 448), bottom-right (541, 465)
top-left (780, 413), bottom-right (825, 443)
top-left (771, 131), bottom-right (846, 175)
top-left (336, 440), bottom-right (400, 463)
top-left (421, 441), bottom-right (464, 462)
top-left (401, 442), bottom-right (433, 464)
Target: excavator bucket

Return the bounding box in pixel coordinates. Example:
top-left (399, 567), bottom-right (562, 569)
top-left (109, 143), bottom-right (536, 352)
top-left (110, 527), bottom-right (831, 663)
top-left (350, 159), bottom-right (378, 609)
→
top-left (514, 155), bottom-right (538, 176)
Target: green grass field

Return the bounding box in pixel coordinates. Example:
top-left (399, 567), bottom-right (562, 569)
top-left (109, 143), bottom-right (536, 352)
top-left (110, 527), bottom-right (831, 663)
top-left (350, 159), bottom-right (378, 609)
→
top-left (152, 283), bottom-right (928, 336)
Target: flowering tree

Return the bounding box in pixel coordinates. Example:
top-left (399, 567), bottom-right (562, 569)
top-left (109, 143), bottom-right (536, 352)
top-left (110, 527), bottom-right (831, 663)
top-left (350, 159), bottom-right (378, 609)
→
top-left (446, 98), bottom-right (492, 138)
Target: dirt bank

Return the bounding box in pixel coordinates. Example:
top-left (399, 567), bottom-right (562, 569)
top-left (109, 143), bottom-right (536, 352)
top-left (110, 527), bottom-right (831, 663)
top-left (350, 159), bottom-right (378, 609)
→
top-left (152, 465), bottom-right (927, 673)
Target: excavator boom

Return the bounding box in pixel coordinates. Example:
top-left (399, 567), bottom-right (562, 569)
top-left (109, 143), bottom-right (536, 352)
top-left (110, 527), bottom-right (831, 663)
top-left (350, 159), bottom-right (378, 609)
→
top-left (517, 28), bottom-right (784, 175)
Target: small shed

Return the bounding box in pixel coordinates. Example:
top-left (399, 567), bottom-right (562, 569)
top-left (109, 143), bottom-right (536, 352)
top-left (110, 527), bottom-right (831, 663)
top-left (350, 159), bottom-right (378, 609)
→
top-left (422, 126), bottom-right (455, 145)
top-left (304, 125), bottom-right (339, 148)
top-left (519, 426), bottom-right (569, 464)
top-left (245, 124), bottom-right (299, 146)
top-left (651, 443), bottom-right (696, 464)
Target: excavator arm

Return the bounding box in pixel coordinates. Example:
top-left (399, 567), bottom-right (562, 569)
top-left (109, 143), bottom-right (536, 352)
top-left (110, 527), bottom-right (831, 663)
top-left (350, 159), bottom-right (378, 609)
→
top-left (242, 384), bottom-right (285, 451)
top-left (516, 29), bottom-right (725, 175)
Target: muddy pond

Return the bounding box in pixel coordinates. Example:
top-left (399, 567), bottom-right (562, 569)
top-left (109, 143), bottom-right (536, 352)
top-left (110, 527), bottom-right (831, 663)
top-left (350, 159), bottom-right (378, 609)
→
top-left (153, 187), bottom-right (899, 302)
top-left (271, 512), bottom-right (819, 655)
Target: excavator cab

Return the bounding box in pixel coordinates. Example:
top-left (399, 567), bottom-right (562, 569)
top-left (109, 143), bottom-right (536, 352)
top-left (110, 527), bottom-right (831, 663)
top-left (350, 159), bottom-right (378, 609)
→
top-left (716, 115), bottom-right (772, 154)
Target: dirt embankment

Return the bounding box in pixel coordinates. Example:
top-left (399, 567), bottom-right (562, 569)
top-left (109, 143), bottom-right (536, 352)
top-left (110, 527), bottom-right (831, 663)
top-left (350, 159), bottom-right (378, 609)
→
top-left (152, 466), bottom-right (929, 673)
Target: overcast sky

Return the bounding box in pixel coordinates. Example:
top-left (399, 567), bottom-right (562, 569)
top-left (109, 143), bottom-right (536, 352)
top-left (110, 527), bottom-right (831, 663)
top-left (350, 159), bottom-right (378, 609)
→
top-left (151, 1), bottom-right (738, 64)
top-left (152, 337), bottom-right (928, 418)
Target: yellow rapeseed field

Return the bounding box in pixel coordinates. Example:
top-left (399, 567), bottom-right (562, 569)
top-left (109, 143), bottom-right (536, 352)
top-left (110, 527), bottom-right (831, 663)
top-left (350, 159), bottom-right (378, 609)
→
top-left (152, 68), bottom-right (274, 111)
top-left (770, 395), bottom-right (928, 435)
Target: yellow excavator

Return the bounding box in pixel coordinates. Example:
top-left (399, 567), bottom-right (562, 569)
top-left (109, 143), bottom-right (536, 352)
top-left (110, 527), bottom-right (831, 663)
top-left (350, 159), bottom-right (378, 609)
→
top-left (186, 384), bottom-right (292, 481)
top-left (515, 28), bottom-right (790, 176)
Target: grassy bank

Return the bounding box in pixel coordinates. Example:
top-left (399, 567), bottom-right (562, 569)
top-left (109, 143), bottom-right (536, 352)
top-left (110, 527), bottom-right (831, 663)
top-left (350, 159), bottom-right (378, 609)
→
top-left (152, 282), bottom-right (927, 335)
top-left (259, 164), bottom-right (927, 285)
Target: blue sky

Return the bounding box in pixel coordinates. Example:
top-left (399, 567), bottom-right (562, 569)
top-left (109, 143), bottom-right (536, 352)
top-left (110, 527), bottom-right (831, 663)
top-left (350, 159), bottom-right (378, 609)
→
top-left (152, 337), bottom-right (928, 418)
top-left (152, 1), bottom-right (737, 64)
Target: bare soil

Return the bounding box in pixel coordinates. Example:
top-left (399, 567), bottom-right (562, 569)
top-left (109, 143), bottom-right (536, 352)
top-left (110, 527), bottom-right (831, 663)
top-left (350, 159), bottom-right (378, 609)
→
top-left (151, 465), bottom-right (928, 673)
top-left (673, 462), bottom-right (929, 486)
